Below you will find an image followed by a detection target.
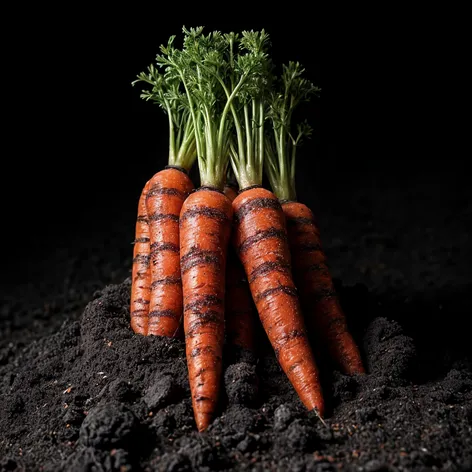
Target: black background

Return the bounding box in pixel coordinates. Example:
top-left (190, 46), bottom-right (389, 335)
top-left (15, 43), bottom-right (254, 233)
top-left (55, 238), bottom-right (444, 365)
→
top-left (3, 11), bottom-right (465, 271)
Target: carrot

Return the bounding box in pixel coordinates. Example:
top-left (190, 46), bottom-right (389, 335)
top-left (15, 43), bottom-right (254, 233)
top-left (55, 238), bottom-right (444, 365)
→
top-left (265, 61), bottom-right (365, 375)
top-left (225, 34), bottom-right (325, 417)
top-left (130, 181), bottom-right (151, 335)
top-left (130, 63), bottom-right (197, 336)
top-left (146, 167), bottom-right (194, 336)
top-left (156, 26), bottom-right (269, 431)
top-left (223, 181), bottom-right (238, 203)
top-left (283, 202), bottom-right (365, 374)
top-left (232, 188), bottom-right (324, 415)
top-left (180, 188), bottom-right (233, 432)
top-left (224, 181), bottom-right (257, 353)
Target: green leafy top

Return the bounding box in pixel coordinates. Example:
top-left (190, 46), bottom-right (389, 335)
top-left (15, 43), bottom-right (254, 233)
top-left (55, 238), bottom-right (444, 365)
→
top-left (156, 26), bottom-right (271, 190)
top-left (265, 61), bottom-right (321, 201)
top-left (132, 63), bottom-right (197, 171)
top-left (227, 30), bottom-right (272, 190)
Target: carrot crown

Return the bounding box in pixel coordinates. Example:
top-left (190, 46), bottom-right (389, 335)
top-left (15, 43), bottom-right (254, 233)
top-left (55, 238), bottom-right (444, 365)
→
top-left (156, 27), bottom-right (270, 190)
top-left (132, 64), bottom-right (197, 172)
top-left (265, 62), bottom-right (320, 201)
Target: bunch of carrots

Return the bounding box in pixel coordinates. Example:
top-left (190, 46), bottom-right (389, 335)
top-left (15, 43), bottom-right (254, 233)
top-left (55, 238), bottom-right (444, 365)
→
top-left (130, 26), bottom-right (365, 432)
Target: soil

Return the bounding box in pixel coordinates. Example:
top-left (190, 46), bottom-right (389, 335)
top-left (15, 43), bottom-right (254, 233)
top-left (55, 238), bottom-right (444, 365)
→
top-left (1, 167), bottom-right (471, 472)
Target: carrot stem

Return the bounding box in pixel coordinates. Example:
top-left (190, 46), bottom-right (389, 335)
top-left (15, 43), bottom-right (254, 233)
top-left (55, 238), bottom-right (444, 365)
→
top-left (132, 64), bottom-right (197, 172)
top-left (265, 61), bottom-right (320, 201)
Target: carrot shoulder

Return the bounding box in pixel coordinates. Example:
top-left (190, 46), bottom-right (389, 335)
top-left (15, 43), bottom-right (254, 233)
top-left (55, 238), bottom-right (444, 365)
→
top-left (232, 186), bottom-right (325, 416)
top-left (130, 182), bottom-right (151, 335)
top-left (180, 187), bottom-right (233, 432)
top-left (282, 201), bottom-right (365, 375)
top-left (146, 166), bottom-right (194, 337)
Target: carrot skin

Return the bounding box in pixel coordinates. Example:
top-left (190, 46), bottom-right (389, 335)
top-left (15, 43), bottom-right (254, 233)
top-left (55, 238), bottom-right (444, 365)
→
top-left (146, 167), bottom-right (194, 337)
top-left (232, 187), bottom-right (324, 416)
top-left (223, 184), bottom-right (238, 203)
top-left (282, 201), bottom-right (365, 375)
top-left (224, 184), bottom-right (257, 352)
top-left (130, 182), bottom-right (151, 335)
top-left (224, 251), bottom-right (257, 351)
top-left (180, 188), bottom-right (233, 432)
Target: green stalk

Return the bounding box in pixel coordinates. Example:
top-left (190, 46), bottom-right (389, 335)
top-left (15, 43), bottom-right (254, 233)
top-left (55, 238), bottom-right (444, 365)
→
top-left (162, 97), bottom-right (176, 162)
top-left (227, 30), bottom-right (271, 190)
top-left (156, 28), bottom-right (266, 190)
top-left (230, 97), bottom-right (266, 190)
top-left (265, 61), bottom-right (321, 201)
top-left (132, 65), bottom-right (197, 172)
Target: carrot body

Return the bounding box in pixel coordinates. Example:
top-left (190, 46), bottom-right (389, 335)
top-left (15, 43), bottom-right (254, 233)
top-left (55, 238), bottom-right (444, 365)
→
top-left (130, 182), bottom-right (152, 335)
top-left (224, 184), bottom-right (257, 352)
top-left (180, 187), bottom-right (233, 431)
top-left (282, 201), bottom-right (365, 375)
top-left (146, 167), bottom-right (194, 337)
top-left (130, 166), bottom-right (194, 336)
top-left (232, 186), bottom-right (324, 416)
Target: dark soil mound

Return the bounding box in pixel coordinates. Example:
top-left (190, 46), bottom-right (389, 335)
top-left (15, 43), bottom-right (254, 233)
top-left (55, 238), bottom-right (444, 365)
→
top-left (1, 278), bottom-right (471, 471)
top-left (1, 165), bottom-right (471, 471)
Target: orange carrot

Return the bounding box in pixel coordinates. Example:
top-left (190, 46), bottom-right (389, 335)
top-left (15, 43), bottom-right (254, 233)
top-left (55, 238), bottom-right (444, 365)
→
top-left (232, 187), bottom-right (325, 416)
top-left (282, 202), bottom-right (365, 374)
top-left (180, 188), bottom-right (233, 431)
top-left (224, 183), bottom-right (257, 352)
top-left (130, 61), bottom-right (197, 336)
top-left (130, 181), bottom-right (152, 335)
top-left (223, 183), bottom-right (238, 203)
top-left (217, 34), bottom-right (325, 416)
top-left (154, 27), bottom-right (247, 431)
top-left (265, 61), bottom-right (365, 375)
top-left (157, 26), bottom-right (275, 430)
top-left (146, 166), bottom-right (194, 336)
top-left (130, 167), bottom-right (194, 336)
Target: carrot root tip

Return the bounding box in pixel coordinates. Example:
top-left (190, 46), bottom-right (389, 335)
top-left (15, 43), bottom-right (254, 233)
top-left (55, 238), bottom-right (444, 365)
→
top-left (307, 408), bottom-right (328, 428)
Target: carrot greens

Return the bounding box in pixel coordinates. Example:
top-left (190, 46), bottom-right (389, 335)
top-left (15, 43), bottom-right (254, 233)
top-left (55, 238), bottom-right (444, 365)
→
top-left (155, 27), bottom-right (269, 190)
top-left (225, 30), bottom-right (271, 190)
top-left (265, 61), bottom-right (320, 201)
top-left (132, 65), bottom-right (197, 171)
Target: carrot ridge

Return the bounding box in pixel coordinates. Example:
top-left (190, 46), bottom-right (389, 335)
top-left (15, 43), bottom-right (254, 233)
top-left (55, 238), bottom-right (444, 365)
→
top-left (237, 227), bottom-right (287, 254)
top-left (192, 186), bottom-right (226, 195)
